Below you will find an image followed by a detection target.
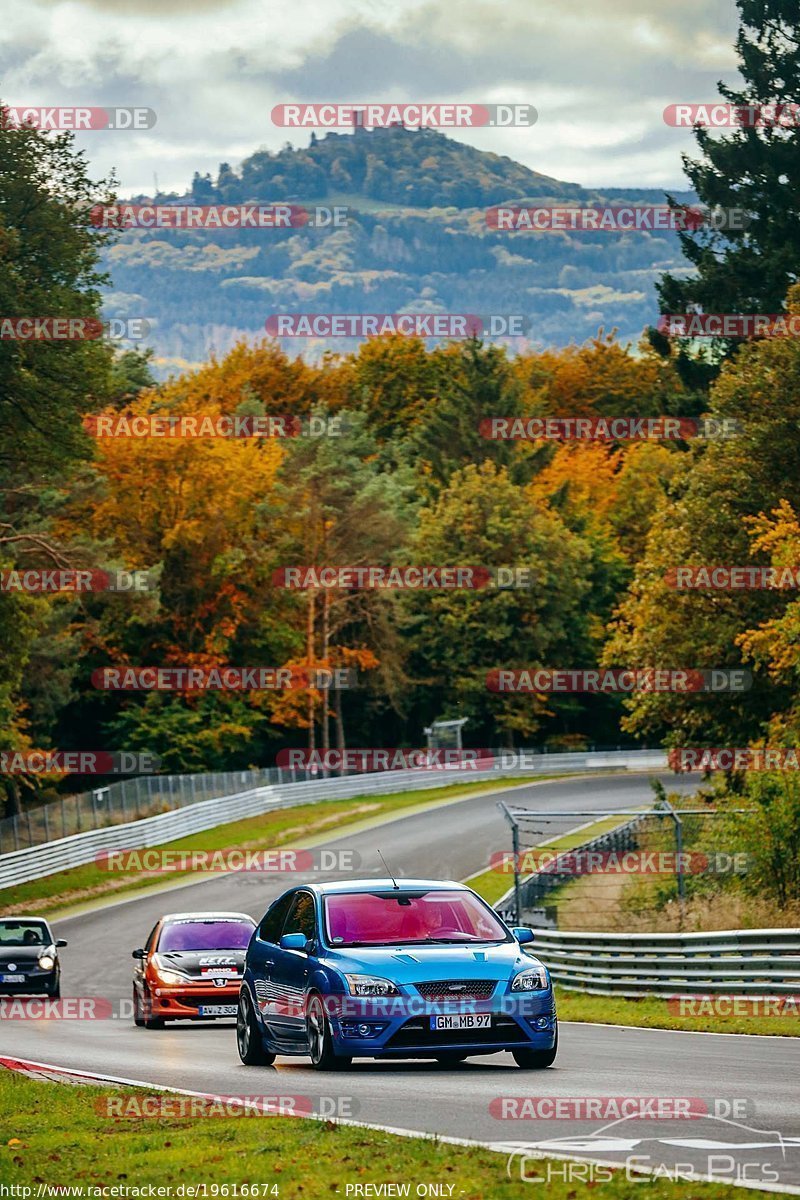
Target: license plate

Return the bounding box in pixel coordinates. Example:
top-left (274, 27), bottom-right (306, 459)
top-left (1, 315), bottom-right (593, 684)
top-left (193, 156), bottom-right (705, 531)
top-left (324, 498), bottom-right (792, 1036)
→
top-left (198, 1004), bottom-right (237, 1017)
top-left (0, 974), bottom-right (25, 983)
top-left (430, 1013), bottom-right (491, 1031)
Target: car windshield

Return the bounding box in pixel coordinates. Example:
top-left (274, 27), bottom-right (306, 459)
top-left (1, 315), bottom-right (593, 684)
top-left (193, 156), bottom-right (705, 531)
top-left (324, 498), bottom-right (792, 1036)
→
top-left (0, 919), bottom-right (49, 947)
top-left (158, 919), bottom-right (254, 952)
top-left (324, 890), bottom-right (509, 947)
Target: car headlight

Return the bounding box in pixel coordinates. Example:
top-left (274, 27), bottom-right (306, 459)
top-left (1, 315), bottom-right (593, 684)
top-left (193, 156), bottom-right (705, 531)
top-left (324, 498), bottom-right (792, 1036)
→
top-left (343, 974), bottom-right (399, 997)
top-left (152, 956), bottom-right (190, 985)
top-left (156, 969), bottom-right (188, 985)
top-left (511, 967), bottom-right (549, 991)
top-left (38, 955), bottom-right (55, 971)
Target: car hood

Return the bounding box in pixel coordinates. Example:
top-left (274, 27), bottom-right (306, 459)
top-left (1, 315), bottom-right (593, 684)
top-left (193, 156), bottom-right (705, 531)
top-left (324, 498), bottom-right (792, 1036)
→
top-left (320, 941), bottom-right (544, 983)
top-left (0, 947), bottom-right (50, 965)
top-left (156, 949), bottom-right (246, 980)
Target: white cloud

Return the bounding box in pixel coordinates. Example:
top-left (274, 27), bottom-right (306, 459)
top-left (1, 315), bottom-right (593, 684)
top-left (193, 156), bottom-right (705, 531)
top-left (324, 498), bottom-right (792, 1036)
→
top-left (0, 0), bottom-right (742, 193)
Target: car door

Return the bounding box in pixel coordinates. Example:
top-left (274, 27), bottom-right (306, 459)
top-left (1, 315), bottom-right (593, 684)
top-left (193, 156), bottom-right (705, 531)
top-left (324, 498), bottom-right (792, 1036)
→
top-left (249, 893), bottom-right (294, 1035)
top-left (270, 890), bottom-right (317, 1042)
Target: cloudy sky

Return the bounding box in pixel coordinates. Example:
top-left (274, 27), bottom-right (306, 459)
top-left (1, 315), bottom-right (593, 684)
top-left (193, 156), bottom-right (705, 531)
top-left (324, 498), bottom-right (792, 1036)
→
top-left (2, 0), bottom-right (741, 196)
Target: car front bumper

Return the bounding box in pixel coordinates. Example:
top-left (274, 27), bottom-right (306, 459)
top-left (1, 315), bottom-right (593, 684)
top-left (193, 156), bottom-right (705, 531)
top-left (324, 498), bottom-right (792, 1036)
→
top-left (326, 992), bottom-right (557, 1057)
top-left (0, 968), bottom-right (57, 994)
top-left (150, 983), bottom-right (241, 1019)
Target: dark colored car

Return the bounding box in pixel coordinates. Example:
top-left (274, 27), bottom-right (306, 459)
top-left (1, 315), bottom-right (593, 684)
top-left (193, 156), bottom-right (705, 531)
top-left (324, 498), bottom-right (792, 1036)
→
top-left (132, 910), bottom-right (255, 1028)
top-left (0, 917), bottom-right (67, 997)
top-left (237, 879), bottom-right (557, 1070)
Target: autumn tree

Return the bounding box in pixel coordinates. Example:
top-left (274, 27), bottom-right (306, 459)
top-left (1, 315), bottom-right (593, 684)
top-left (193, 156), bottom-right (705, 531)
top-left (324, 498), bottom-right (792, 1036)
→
top-left (265, 408), bottom-right (415, 756)
top-left (604, 286), bottom-right (800, 745)
top-left (0, 109), bottom-right (116, 809)
top-left (403, 461), bottom-right (594, 746)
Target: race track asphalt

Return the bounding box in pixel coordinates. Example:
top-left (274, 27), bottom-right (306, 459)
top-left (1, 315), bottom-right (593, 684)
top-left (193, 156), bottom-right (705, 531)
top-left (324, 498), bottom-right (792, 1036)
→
top-left (4, 772), bottom-right (799, 1193)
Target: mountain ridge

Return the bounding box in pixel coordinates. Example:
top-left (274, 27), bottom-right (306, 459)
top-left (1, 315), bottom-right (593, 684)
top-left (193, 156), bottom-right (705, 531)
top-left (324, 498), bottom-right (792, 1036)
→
top-left (103, 127), bottom-right (696, 374)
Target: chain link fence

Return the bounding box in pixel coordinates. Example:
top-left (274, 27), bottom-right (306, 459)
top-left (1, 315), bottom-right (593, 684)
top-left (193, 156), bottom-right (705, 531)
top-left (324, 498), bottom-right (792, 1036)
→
top-left (496, 800), bottom-right (754, 932)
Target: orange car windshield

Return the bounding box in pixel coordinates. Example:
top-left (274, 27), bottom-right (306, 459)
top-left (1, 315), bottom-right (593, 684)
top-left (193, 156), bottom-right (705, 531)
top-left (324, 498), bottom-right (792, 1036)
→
top-left (158, 920), bottom-right (254, 952)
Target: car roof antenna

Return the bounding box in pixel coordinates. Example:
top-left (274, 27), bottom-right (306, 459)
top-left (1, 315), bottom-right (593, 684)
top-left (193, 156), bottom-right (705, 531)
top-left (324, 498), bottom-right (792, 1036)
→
top-left (377, 849), bottom-right (400, 890)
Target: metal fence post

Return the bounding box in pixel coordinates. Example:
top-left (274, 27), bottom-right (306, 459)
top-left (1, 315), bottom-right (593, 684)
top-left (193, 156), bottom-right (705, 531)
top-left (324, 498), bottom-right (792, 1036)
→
top-left (511, 820), bottom-right (522, 925)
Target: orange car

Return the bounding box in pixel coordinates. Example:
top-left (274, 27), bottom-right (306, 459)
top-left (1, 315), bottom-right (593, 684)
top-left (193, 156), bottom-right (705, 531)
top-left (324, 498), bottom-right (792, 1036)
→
top-left (132, 910), bottom-right (255, 1028)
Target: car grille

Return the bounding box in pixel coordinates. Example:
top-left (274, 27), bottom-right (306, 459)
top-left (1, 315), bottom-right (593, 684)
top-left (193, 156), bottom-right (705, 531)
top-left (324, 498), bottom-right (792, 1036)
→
top-left (414, 979), bottom-right (497, 999)
top-left (385, 1015), bottom-right (525, 1049)
top-left (173, 992), bottom-right (238, 1008)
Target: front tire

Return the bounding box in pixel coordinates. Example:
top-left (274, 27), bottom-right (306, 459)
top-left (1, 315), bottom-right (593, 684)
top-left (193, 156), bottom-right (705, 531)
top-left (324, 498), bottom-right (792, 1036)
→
top-left (133, 987), bottom-right (145, 1027)
top-left (237, 990), bottom-right (275, 1066)
top-left (513, 1029), bottom-right (558, 1069)
top-left (142, 989), bottom-right (164, 1030)
top-left (306, 993), bottom-right (351, 1071)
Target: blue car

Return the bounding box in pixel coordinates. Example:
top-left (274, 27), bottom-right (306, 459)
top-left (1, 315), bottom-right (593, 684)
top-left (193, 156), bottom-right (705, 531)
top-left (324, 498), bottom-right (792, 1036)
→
top-left (237, 878), bottom-right (557, 1070)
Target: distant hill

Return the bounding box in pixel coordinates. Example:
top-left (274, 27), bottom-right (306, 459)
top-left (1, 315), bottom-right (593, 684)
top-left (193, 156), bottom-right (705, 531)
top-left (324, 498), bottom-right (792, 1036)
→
top-left (103, 127), bottom-right (696, 374)
top-left (189, 124), bottom-right (586, 208)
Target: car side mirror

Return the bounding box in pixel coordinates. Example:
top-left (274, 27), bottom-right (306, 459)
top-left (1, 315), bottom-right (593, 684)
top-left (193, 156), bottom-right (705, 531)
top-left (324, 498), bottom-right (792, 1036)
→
top-left (513, 927), bottom-right (534, 944)
top-left (280, 932), bottom-right (309, 953)
top-left (55, 939), bottom-right (68, 948)
top-left (132, 948), bottom-right (146, 959)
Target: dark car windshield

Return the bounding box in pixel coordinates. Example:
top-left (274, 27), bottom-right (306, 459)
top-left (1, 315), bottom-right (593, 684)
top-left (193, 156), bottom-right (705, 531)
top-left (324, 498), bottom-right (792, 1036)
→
top-left (324, 890), bottom-right (509, 947)
top-left (157, 919), bottom-right (254, 952)
top-left (0, 919), bottom-right (50, 947)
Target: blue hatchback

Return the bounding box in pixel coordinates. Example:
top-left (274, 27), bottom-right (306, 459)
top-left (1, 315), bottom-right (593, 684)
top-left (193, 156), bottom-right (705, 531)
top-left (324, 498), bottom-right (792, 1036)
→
top-left (237, 878), bottom-right (557, 1070)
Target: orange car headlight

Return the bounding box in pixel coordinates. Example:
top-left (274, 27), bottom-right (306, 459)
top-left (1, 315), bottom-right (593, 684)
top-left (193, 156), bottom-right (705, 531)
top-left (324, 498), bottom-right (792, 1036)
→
top-left (152, 955), bottom-right (190, 986)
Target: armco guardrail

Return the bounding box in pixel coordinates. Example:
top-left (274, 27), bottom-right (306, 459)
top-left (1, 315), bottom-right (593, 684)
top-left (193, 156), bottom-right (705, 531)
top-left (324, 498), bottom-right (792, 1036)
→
top-left (0, 746), bottom-right (664, 854)
top-left (530, 927), bottom-right (800, 997)
top-left (0, 749), bottom-right (666, 890)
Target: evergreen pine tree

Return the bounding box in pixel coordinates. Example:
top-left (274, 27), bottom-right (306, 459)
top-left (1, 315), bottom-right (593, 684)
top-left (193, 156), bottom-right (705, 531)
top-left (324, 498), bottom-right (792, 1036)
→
top-left (658, 2), bottom-right (800, 325)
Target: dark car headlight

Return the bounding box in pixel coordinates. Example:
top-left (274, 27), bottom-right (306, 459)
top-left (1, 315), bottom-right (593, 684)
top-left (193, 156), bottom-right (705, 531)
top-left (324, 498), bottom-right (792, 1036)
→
top-left (37, 954), bottom-right (55, 971)
top-left (510, 966), bottom-right (549, 991)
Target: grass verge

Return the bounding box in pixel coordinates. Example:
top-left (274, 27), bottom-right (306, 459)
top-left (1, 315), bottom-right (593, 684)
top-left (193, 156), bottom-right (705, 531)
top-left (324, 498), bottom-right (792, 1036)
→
top-left (1, 775), bottom-right (548, 918)
top-left (0, 1069), bottom-right (749, 1200)
top-left (555, 987), bottom-right (799, 1036)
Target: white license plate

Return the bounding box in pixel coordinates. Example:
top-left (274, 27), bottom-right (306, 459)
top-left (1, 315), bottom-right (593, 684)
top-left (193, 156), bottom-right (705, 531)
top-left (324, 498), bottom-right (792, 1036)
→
top-left (0, 974), bottom-right (25, 983)
top-left (430, 1013), bottom-right (491, 1031)
top-left (198, 1004), bottom-right (238, 1017)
